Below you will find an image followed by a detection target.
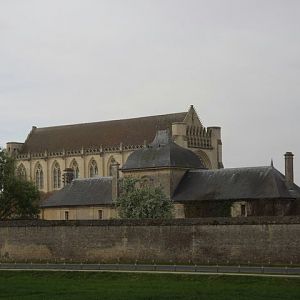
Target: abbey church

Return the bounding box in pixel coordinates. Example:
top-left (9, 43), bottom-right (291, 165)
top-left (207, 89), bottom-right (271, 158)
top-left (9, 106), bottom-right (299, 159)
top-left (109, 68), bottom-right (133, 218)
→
top-left (7, 105), bottom-right (222, 193)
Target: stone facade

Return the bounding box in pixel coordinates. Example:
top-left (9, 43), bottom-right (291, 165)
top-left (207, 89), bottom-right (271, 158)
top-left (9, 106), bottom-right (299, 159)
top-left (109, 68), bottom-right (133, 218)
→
top-left (14, 150), bottom-right (132, 194)
top-left (1, 217), bottom-right (300, 264)
top-left (122, 169), bottom-right (187, 199)
top-left (41, 206), bottom-right (117, 221)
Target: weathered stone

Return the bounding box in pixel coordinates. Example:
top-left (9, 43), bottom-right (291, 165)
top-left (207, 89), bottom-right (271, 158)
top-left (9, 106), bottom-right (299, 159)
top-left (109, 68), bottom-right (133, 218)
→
top-left (0, 217), bottom-right (299, 264)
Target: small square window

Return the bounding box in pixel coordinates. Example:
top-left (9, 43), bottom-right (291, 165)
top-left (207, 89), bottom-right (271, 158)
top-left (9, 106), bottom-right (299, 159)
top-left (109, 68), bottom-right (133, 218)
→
top-left (98, 210), bottom-right (103, 220)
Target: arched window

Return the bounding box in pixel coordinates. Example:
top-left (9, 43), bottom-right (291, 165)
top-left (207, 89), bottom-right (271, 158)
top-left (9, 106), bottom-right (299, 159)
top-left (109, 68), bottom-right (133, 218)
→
top-left (17, 164), bottom-right (27, 181)
top-left (89, 159), bottom-right (98, 178)
top-left (35, 163), bottom-right (44, 190)
top-left (70, 160), bottom-right (80, 179)
top-left (107, 156), bottom-right (117, 176)
top-left (53, 162), bottom-right (61, 189)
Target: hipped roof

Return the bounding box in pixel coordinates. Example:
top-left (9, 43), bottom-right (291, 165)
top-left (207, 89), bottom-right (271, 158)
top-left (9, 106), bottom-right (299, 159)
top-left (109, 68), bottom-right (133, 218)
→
top-left (173, 166), bottom-right (300, 201)
top-left (122, 130), bottom-right (205, 170)
top-left (41, 177), bottom-right (113, 208)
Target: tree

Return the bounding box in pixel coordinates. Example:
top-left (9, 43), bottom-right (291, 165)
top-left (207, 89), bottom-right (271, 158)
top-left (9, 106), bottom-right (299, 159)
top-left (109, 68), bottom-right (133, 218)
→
top-left (115, 177), bottom-right (174, 219)
top-left (0, 149), bottom-right (40, 219)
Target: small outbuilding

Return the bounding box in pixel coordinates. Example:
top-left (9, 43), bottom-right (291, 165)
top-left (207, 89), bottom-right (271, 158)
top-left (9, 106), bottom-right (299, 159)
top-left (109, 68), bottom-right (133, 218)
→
top-left (41, 177), bottom-right (117, 220)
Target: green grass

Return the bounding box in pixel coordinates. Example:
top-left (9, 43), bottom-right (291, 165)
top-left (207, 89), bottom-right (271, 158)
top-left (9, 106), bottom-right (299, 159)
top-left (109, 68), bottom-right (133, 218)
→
top-left (0, 271), bottom-right (299, 300)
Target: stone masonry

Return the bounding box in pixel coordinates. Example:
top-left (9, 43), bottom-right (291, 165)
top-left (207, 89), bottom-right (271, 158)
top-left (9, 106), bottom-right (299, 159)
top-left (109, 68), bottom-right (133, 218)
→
top-left (0, 217), bottom-right (299, 264)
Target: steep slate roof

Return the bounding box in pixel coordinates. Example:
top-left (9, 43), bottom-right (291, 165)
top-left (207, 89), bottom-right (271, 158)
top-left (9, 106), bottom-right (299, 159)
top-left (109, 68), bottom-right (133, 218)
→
top-left (122, 130), bottom-right (205, 171)
top-left (173, 166), bottom-right (300, 201)
top-left (21, 112), bottom-right (187, 153)
top-left (41, 177), bottom-right (113, 208)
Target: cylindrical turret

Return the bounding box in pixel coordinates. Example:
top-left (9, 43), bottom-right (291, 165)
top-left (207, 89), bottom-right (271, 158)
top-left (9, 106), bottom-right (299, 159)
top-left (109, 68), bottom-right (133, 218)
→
top-left (207, 127), bottom-right (223, 168)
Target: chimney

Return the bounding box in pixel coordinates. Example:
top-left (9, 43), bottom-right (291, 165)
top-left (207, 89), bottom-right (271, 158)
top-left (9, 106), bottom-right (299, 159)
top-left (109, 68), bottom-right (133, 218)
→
top-left (284, 152), bottom-right (294, 185)
top-left (111, 162), bottom-right (120, 201)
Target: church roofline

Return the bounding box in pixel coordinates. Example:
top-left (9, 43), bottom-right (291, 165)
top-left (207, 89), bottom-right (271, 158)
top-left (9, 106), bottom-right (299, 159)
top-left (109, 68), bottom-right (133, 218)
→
top-left (30, 111), bottom-right (188, 131)
top-left (18, 110), bottom-right (193, 154)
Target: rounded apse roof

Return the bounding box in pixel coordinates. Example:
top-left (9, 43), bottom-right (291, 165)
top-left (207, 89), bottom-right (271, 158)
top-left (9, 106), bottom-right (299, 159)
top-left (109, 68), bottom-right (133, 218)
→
top-left (122, 130), bottom-right (206, 171)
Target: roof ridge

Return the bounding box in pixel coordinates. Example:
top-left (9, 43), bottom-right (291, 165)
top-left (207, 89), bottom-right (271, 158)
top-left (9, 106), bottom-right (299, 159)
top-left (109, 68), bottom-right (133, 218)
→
top-left (20, 110), bottom-right (189, 153)
top-left (34, 111), bottom-right (187, 131)
top-left (190, 166), bottom-right (272, 173)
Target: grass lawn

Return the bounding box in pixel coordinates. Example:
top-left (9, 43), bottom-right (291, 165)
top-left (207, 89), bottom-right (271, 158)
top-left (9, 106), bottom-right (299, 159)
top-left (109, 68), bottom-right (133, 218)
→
top-left (0, 271), bottom-right (299, 300)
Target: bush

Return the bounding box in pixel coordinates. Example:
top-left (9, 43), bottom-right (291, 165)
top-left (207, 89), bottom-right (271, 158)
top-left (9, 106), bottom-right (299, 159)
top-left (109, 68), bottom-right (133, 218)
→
top-left (115, 177), bottom-right (173, 219)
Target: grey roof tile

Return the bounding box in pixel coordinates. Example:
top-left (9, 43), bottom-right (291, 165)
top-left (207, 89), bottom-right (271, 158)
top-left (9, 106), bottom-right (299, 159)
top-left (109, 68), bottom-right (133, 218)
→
top-left (21, 112), bottom-right (187, 153)
top-left (41, 177), bottom-right (113, 207)
top-left (173, 166), bottom-right (300, 201)
top-left (122, 130), bottom-right (205, 170)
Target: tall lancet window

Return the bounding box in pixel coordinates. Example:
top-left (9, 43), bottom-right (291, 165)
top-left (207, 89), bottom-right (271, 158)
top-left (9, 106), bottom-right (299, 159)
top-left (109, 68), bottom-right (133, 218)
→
top-left (35, 163), bottom-right (44, 190)
top-left (53, 162), bottom-right (61, 189)
top-left (107, 156), bottom-right (117, 176)
top-left (70, 160), bottom-right (80, 179)
top-left (89, 160), bottom-right (98, 178)
top-left (17, 164), bottom-right (27, 181)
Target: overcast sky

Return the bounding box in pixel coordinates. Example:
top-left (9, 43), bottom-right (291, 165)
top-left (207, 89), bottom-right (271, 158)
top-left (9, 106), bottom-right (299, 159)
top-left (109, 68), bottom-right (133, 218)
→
top-left (0, 0), bottom-right (299, 182)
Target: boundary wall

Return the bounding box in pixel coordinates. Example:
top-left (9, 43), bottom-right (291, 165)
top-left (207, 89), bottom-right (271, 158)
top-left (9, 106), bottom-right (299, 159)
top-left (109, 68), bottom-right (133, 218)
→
top-left (0, 217), bottom-right (300, 264)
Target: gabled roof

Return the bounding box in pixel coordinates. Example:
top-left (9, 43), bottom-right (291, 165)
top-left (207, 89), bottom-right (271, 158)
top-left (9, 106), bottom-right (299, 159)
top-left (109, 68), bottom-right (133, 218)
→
top-left (173, 166), bottom-right (300, 201)
top-left (41, 177), bottom-right (113, 208)
top-left (21, 112), bottom-right (187, 153)
top-left (122, 130), bottom-right (205, 171)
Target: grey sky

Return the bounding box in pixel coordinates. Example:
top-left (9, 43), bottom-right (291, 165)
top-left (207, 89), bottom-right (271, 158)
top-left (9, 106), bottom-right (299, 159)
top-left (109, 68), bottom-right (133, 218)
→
top-left (0, 0), bottom-right (299, 182)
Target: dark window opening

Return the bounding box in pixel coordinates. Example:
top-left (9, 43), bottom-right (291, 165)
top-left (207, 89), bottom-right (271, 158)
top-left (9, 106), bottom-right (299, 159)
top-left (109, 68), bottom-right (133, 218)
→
top-left (241, 204), bottom-right (246, 216)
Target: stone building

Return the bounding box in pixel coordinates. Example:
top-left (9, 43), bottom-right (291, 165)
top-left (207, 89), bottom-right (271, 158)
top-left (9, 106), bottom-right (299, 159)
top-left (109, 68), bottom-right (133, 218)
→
top-left (40, 130), bottom-right (300, 220)
top-left (41, 177), bottom-right (118, 220)
top-left (7, 105), bottom-right (223, 194)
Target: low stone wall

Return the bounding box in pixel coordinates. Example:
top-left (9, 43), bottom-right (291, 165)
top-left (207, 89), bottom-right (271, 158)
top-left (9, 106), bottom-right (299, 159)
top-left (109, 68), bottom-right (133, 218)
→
top-left (0, 217), bottom-right (300, 264)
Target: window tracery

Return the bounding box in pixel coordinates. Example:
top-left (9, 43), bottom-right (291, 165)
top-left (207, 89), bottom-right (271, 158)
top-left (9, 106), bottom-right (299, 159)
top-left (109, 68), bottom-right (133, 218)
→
top-left (53, 162), bottom-right (61, 189)
top-left (35, 163), bottom-right (44, 190)
top-left (89, 159), bottom-right (98, 178)
top-left (70, 160), bottom-right (80, 179)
